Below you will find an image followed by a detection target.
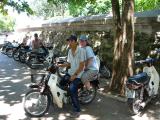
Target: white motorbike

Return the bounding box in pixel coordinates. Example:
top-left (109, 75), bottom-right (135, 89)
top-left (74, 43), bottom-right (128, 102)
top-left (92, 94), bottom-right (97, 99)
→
top-left (126, 58), bottom-right (160, 115)
top-left (23, 64), bottom-right (99, 117)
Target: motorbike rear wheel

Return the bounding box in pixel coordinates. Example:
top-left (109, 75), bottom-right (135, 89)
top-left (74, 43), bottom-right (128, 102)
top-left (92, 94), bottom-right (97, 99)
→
top-left (23, 89), bottom-right (50, 117)
top-left (19, 52), bottom-right (27, 63)
top-left (78, 83), bottom-right (97, 105)
top-left (12, 51), bottom-right (19, 61)
top-left (99, 65), bottom-right (111, 79)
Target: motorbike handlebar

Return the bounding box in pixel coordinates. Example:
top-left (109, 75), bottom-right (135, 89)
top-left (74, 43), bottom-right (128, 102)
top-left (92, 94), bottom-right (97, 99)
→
top-left (135, 58), bottom-right (158, 65)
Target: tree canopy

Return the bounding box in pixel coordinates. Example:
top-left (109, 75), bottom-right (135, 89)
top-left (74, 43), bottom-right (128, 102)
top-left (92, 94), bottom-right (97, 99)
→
top-left (135, 0), bottom-right (160, 12)
top-left (0, 13), bottom-right (15, 32)
top-left (0, 0), bottom-right (33, 15)
top-left (0, 0), bottom-right (33, 32)
top-left (46, 0), bottom-right (112, 17)
top-left (29, 0), bottom-right (69, 19)
top-left (46, 0), bottom-right (159, 17)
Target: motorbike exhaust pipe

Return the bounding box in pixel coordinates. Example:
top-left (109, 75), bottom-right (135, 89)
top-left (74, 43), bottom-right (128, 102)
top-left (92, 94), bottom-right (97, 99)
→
top-left (32, 63), bottom-right (44, 66)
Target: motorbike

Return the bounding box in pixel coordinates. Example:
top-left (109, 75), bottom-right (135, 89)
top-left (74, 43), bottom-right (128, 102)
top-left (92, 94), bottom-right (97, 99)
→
top-left (126, 57), bottom-right (160, 115)
top-left (12, 43), bottom-right (27, 61)
top-left (23, 63), bottom-right (99, 117)
top-left (18, 46), bottom-right (32, 63)
top-left (95, 55), bottom-right (112, 79)
top-left (26, 46), bottom-right (53, 69)
top-left (93, 47), bottom-right (112, 79)
top-left (1, 41), bottom-right (12, 55)
top-left (5, 42), bottom-right (19, 58)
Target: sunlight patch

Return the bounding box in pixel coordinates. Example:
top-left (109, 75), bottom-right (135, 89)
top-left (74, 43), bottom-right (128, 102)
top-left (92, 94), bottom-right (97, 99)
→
top-left (132, 113), bottom-right (152, 120)
top-left (0, 95), bottom-right (5, 99)
top-left (10, 79), bottom-right (22, 83)
top-left (148, 110), bottom-right (155, 113)
top-left (3, 77), bottom-right (12, 80)
top-left (13, 69), bottom-right (20, 71)
top-left (78, 114), bottom-right (98, 120)
top-left (5, 102), bottom-right (26, 120)
top-left (58, 113), bottom-right (66, 120)
top-left (0, 69), bottom-right (5, 72)
top-left (2, 85), bottom-right (11, 88)
top-left (23, 76), bottom-right (30, 79)
top-left (0, 90), bottom-right (10, 92)
top-left (112, 112), bottom-right (118, 115)
top-left (9, 92), bottom-right (16, 95)
top-left (22, 72), bottom-right (31, 75)
top-left (25, 83), bottom-right (32, 88)
top-left (0, 101), bottom-right (11, 115)
top-left (98, 88), bottom-right (104, 92)
top-left (0, 80), bottom-right (7, 83)
top-left (97, 98), bottom-right (102, 102)
top-left (81, 108), bottom-right (86, 112)
top-left (155, 101), bottom-right (160, 105)
top-left (20, 94), bottom-right (25, 97)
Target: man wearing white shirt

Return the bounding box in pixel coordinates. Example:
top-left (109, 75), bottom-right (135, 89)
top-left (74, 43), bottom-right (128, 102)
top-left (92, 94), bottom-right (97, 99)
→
top-left (58, 35), bottom-right (86, 118)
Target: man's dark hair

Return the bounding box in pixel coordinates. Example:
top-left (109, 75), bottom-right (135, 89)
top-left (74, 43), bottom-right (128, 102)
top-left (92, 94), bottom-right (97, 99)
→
top-left (34, 33), bottom-right (38, 38)
top-left (68, 35), bottom-right (77, 42)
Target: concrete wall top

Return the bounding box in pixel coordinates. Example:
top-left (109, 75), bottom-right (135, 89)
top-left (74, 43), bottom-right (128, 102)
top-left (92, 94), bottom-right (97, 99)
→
top-left (17, 9), bottom-right (160, 33)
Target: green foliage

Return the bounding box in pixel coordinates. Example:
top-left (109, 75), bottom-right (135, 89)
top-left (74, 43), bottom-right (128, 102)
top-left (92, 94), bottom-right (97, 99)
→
top-left (0, 14), bottom-right (15, 32)
top-left (47, 0), bottom-right (111, 16)
top-left (46, 0), bottom-right (159, 17)
top-left (69, 0), bottom-right (112, 16)
top-left (135, 0), bottom-right (160, 12)
top-left (0, 0), bottom-right (33, 15)
top-left (30, 0), bottom-right (68, 19)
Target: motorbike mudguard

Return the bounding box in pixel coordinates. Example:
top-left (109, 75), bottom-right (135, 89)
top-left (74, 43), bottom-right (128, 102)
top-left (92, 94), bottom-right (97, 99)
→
top-left (90, 80), bottom-right (99, 88)
top-left (143, 66), bottom-right (160, 96)
top-left (29, 84), bottom-right (39, 88)
top-left (48, 74), bottom-right (67, 108)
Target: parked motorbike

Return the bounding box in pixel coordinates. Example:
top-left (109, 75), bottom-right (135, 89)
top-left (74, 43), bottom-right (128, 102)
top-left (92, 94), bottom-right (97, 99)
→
top-left (18, 46), bottom-right (32, 63)
top-left (95, 55), bottom-right (112, 79)
top-left (126, 58), bottom-right (160, 115)
top-left (1, 41), bottom-right (12, 55)
top-left (6, 42), bottom-right (19, 58)
top-left (26, 46), bottom-right (53, 69)
top-left (93, 47), bottom-right (112, 79)
top-left (12, 43), bottom-right (26, 61)
top-left (23, 64), bottom-right (99, 117)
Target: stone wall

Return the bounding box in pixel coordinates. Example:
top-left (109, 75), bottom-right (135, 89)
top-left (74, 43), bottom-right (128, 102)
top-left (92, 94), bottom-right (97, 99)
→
top-left (40, 30), bottom-right (159, 73)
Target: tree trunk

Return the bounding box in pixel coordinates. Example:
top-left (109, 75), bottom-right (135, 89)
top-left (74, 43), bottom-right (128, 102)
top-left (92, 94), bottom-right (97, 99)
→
top-left (108, 0), bottom-right (134, 96)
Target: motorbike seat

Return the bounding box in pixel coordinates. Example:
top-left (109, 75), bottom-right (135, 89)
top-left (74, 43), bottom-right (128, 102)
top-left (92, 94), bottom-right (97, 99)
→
top-left (128, 72), bottom-right (150, 85)
top-left (37, 53), bottom-right (46, 56)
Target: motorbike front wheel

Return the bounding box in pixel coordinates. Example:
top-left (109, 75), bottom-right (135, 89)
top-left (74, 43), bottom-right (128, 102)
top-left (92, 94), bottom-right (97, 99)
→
top-left (1, 47), bottom-right (7, 54)
top-left (6, 49), bottom-right (13, 58)
top-left (78, 83), bottom-right (97, 105)
top-left (23, 89), bottom-right (50, 117)
top-left (127, 98), bottom-right (141, 115)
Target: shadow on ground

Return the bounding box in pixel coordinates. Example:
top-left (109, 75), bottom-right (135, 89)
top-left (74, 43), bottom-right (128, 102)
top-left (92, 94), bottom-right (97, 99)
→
top-left (0, 52), bottom-right (160, 120)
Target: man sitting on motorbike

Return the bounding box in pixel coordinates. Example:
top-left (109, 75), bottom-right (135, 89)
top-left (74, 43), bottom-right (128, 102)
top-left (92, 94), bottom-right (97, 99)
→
top-left (32, 33), bottom-right (49, 55)
top-left (58, 35), bottom-right (86, 118)
top-left (79, 35), bottom-right (99, 91)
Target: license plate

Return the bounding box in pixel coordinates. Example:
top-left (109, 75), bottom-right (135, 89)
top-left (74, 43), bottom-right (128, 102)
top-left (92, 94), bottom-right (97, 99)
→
top-left (126, 88), bottom-right (135, 98)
